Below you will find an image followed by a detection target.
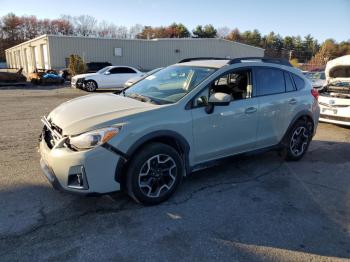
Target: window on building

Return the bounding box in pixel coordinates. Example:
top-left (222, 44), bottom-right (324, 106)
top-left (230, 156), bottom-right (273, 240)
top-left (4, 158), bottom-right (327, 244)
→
top-left (114, 48), bottom-right (122, 56)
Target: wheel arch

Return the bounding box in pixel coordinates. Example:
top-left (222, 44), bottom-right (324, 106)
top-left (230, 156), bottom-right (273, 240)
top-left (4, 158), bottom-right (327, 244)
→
top-left (280, 110), bottom-right (315, 147)
top-left (84, 79), bottom-right (98, 88)
top-left (115, 130), bottom-right (191, 185)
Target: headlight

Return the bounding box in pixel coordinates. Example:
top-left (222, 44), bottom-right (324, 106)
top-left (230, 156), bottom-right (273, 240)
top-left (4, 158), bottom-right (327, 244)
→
top-left (68, 127), bottom-right (120, 150)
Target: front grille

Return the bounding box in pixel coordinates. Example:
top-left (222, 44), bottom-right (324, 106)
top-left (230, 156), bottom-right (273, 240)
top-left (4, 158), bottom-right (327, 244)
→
top-left (320, 114), bottom-right (350, 122)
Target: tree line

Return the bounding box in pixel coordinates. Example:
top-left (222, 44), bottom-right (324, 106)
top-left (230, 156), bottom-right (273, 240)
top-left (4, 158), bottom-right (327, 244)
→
top-left (1, 13), bottom-right (349, 68)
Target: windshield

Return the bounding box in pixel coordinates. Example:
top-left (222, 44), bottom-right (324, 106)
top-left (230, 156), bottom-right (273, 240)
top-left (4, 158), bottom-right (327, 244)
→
top-left (304, 71), bottom-right (325, 80)
top-left (124, 65), bottom-right (216, 104)
top-left (97, 66), bottom-right (111, 74)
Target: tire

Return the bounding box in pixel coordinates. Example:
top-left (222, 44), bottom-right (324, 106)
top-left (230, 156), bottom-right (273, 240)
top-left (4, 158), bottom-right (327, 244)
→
top-left (84, 80), bottom-right (97, 92)
top-left (281, 119), bottom-right (313, 161)
top-left (126, 143), bottom-right (184, 205)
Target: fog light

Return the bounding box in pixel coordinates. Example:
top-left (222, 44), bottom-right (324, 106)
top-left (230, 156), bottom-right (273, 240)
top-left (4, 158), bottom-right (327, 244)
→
top-left (67, 166), bottom-right (89, 190)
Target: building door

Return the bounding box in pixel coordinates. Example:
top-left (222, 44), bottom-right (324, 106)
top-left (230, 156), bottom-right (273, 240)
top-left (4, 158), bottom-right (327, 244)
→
top-left (33, 46), bottom-right (40, 69)
top-left (26, 48), bottom-right (32, 73)
top-left (23, 49), bottom-right (28, 73)
top-left (42, 44), bottom-right (49, 69)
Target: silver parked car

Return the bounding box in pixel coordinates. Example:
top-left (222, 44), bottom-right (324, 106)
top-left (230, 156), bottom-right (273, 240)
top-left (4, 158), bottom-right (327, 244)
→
top-left (39, 57), bottom-right (320, 205)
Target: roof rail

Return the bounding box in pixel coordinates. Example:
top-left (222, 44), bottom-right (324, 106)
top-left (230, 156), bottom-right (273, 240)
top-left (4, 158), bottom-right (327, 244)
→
top-left (229, 57), bottom-right (292, 66)
top-left (178, 57), bottom-right (229, 63)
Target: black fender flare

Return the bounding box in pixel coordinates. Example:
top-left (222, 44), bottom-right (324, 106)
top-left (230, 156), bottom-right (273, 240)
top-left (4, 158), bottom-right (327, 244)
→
top-left (113, 130), bottom-right (191, 183)
top-left (279, 110), bottom-right (315, 147)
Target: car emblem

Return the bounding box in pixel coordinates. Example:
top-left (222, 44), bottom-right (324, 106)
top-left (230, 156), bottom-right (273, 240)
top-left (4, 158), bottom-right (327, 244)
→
top-left (329, 100), bottom-right (335, 105)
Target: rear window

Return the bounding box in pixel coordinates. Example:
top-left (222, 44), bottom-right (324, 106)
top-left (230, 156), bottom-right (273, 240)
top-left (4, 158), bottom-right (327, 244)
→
top-left (256, 68), bottom-right (285, 96)
top-left (284, 72), bottom-right (296, 92)
top-left (292, 74), bottom-right (305, 90)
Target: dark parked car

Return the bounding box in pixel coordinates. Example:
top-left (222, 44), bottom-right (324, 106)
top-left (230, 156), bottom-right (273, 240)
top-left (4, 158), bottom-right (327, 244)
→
top-left (86, 62), bottom-right (112, 73)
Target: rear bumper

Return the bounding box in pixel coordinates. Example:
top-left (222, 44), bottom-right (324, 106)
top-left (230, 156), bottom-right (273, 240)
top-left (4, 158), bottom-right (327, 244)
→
top-left (319, 114), bottom-right (350, 126)
top-left (319, 104), bottom-right (350, 126)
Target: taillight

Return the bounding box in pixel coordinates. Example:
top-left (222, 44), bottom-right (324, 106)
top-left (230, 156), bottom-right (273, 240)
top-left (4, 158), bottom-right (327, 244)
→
top-left (311, 88), bottom-right (319, 101)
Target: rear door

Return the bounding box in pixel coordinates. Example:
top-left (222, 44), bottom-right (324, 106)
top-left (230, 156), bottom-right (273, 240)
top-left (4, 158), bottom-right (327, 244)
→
top-left (254, 67), bottom-right (298, 148)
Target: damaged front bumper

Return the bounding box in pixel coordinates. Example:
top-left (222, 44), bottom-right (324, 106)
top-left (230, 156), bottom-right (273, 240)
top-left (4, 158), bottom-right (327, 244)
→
top-left (38, 118), bottom-right (121, 195)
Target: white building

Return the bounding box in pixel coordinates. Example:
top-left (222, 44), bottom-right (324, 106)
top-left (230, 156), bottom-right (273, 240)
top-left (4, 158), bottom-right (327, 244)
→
top-left (5, 34), bottom-right (264, 74)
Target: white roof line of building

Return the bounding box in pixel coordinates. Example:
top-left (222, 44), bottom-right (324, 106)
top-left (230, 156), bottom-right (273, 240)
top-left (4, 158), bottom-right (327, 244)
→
top-left (5, 34), bottom-right (49, 51)
top-left (6, 34), bottom-right (264, 52)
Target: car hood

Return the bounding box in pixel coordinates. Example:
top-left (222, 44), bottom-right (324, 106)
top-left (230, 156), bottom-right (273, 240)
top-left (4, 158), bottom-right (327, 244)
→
top-left (72, 73), bottom-right (98, 80)
top-left (48, 93), bottom-right (157, 135)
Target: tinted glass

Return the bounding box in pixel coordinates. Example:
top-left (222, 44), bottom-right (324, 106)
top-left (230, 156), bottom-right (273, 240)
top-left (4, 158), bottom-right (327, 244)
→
top-left (284, 72), bottom-right (296, 92)
top-left (256, 68), bottom-right (285, 96)
top-left (119, 67), bottom-right (137, 73)
top-left (110, 67), bottom-right (137, 74)
top-left (292, 74), bottom-right (305, 90)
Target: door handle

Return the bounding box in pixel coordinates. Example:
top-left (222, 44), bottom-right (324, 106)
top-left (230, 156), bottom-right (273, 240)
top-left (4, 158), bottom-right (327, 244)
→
top-left (245, 107), bottom-right (257, 114)
top-left (289, 98), bottom-right (297, 105)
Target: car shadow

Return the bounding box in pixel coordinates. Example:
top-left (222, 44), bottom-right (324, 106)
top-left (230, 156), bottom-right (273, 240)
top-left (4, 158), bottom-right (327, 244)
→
top-left (0, 140), bottom-right (349, 260)
top-left (0, 83), bottom-right (70, 91)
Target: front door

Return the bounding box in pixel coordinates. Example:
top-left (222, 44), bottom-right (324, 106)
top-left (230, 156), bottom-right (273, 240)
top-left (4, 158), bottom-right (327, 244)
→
top-left (107, 67), bottom-right (138, 88)
top-left (191, 68), bottom-right (259, 164)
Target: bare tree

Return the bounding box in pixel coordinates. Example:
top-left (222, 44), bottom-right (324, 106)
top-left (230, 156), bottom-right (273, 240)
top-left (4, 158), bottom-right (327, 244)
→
top-left (129, 24), bottom-right (144, 39)
top-left (217, 26), bottom-right (230, 39)
top-left (74, 15), bottom-right (97, 36)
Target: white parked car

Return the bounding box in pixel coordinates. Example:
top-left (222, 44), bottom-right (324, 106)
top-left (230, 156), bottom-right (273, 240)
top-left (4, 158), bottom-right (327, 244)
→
top-left (71, 66), bottom-right (143, 92)
top-left (319, 55), bottom-right (350, 126)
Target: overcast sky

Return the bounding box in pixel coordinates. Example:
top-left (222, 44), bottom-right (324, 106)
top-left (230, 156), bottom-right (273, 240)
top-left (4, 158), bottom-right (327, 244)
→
top-left (1, 0), bottom-right (349, 42)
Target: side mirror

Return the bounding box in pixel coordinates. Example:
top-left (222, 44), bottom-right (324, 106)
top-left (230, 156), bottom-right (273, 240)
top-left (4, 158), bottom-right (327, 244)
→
top-left (104, 71), bottom-right (111, 75)
top-left (205, 92), bottom-right (231, 114)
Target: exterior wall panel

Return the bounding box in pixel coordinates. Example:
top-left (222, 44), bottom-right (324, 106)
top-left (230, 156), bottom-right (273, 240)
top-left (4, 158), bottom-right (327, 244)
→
top-left (6, 35), bottom-right (264, 75)
top-left (48, 36), bottom-right (264, 70)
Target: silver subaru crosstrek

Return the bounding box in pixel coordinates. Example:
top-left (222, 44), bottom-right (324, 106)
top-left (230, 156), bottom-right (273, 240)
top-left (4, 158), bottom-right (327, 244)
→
top-left (39, 57), bottom-right (320, 205)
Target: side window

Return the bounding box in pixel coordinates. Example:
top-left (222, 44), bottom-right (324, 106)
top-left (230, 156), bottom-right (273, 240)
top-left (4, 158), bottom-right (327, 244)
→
top-left (109, 67), bottom-right (122, 74)
top-left (292, 74), bottom-right (305, 90)
top-left (210, 69), bottom-right (253, 100)
top-left (120, 67), bottom-right (137, 74)
top-left (193, 88), bottom-right (209, 107)
top-left (255, 67), bottom-right (285, 96)
top-left (192, 69), bottom-right (253, 108)
top-left (284, 72), bottom-right (296, 92)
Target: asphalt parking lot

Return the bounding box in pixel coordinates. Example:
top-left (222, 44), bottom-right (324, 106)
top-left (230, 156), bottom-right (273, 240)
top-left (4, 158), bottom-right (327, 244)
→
top-left (0, 86), bottom-right (349, 261)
